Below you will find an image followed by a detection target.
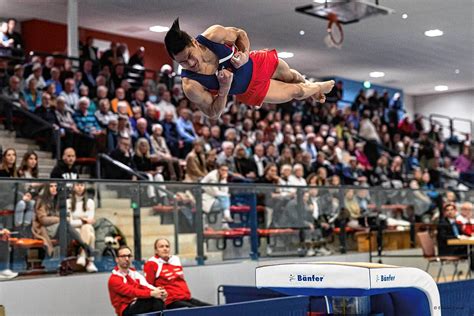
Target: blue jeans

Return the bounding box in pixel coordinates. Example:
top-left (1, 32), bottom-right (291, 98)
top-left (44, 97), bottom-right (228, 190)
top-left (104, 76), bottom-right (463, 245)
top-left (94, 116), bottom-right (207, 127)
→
top-left (211, 196), bottom-right (230, 211)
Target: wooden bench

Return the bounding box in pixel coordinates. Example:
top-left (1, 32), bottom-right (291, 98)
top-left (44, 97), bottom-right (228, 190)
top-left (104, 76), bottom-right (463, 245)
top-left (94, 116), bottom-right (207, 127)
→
top-left (355, 229), bottom-right (412, 252)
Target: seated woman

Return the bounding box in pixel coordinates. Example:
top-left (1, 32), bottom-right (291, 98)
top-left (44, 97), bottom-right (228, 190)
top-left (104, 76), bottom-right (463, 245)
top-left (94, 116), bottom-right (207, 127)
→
top-left (150, 124), bottom-right (182, 181)
top-left (133, 138), bottom-right (167, 203)
top-left (66, 182), bottom-right (98, 272)
top-left (201, 163), bottom-right (233, 230)
top-left (344, 189), bottom-right (365, 230)
top-left (32, 182), bottom-right (97, 272)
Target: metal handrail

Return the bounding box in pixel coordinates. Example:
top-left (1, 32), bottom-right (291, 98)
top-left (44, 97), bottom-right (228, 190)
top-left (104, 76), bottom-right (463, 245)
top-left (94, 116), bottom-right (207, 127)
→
top-left (0, 95), bottom-right (61, 159)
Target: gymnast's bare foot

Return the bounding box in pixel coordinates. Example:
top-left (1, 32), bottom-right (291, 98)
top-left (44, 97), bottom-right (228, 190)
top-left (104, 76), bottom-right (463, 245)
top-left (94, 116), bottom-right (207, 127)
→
top-left (311, 80), bottom-right (334, 103)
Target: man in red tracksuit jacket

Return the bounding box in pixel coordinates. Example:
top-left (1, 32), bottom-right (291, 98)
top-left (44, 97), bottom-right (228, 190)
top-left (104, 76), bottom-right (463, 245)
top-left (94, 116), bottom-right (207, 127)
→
top-left (144, 238), bottom-right (211, 309)
top-left (108, 246), bottom-right (167, 316)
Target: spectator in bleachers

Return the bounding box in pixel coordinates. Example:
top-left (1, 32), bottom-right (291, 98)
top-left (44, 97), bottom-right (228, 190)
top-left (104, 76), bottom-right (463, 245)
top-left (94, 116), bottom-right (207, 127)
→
top-left (233, 144), bottom-right (257, 180)
top-left (408, 179), bottom-right (432, 222)
top-left (112, 64), bottom-right (126, 91)
top-left (26, 63), bottom-right (46, 90)
top-left (184, 138), bottom-right (207, 182)
top-left (132, 118), bottom-right (152, 150)
top-left (216, 141), bottom-right (235, 172)
top-left (42, 56), bottom-right (55, 81)
top-left (1, 75), bottom-right (26, 131)
top-left (55, 96), bottom-right (79, 149)
top-left (131, 88), bottom-right (146, 115)
top-left (454, 144), bottom-right (472, 173)
top-left (206, 149), bottom-right (218, 172)
top-left (201, 163), bottom-right (233, 229)
top-left (81, 60), bottom-right (97, 93)
top-left (111, 88), bottom-right (132, 116)
top-left (209, 125), bottom-right (222, 152)
top-left (34, 92), bottom-right (59, 127)
top-left (156, 90), bottom-right (176, 121)
top-left (129, 106), bottom-right (142, 131)
top-left (108, 245), bottom-right (166, 316)
top-left (73, 71), bottom-right (83, 94)
top-left (79, 85), bottom-right (96, 114)
top-left (95, 98), bottom-right (117, 128)
top-left (6, 18), bottom-right (22, 51)
top-left (73, 96), bottom-right (102, 136)
top-left (144, 239), bottom-right (210, 309)
top-left (23, 77), bottom-right (42, 112)
top-left (143, 103), bottom-right (160, 134)
top-left (344, 189), bottom-right (364, 230)
top-left (342, 156), bottom-right (365, 185)
top-left (81, 37), bottom-right (98, 63)
top-left (66, 182), bottom-right (98, 272)
top-left (106, 117), bottom-right (119, 153)
top-left (252, 143), bottom-right (267, 179)
top-left (117, 114), bottom-right (132, 138)
top-left (150, 124), bottom-right (180, 181)
top-left (60, 78), bottom-right (79, 111)
top-left (13, 64), bottom-right (25, 91)
top-left (0, 148), bottom-right (17, 177)
top-left (33, 182), bottom-right (94, 260)
top-left (133, 138), bottom-right (166, 202)
top-left (106, 136), bottom-right (136, 180)
top-left (359, 110), bottom-right (381, 167)
top-left (59, 59), bottom-right (74, 87)
top-left (50, 147), bottom-right (78, 180)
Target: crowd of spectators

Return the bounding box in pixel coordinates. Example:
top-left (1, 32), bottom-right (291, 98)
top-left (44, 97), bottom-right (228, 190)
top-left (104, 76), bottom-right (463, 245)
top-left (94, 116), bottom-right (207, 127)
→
top-left (0, 22), bottom-right (473, 273)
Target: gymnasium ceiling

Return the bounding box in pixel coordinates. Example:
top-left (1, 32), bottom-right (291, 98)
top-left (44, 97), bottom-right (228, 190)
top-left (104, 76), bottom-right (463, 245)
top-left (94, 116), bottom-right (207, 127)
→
top-left (1, 0), bottom-right (473, 96)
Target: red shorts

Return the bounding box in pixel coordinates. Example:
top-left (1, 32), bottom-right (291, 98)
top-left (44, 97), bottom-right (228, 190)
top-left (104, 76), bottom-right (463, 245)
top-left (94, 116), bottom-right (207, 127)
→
top-left (236, 49), bottom-right (279, 107)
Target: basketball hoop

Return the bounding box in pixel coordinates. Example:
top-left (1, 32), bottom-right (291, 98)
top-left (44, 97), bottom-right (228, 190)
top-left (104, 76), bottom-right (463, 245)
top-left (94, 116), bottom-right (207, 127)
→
top-left (326, 12), bottom-right (344, 47)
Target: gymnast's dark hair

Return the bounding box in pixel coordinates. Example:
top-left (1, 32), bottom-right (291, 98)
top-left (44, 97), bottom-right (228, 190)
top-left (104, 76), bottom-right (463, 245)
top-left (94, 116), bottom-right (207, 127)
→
top-left (164, 18), bottom-right (193, 58)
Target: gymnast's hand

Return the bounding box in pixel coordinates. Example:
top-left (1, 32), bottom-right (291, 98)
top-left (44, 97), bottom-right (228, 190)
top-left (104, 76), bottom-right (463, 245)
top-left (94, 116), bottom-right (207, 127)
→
top-left (217, 68), bottom-right (234, 95)
top-left (230, 51), bottom-right (249, 69)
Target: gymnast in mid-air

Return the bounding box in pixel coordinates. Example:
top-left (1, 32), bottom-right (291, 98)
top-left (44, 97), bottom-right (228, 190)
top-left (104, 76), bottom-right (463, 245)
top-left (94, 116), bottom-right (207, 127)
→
top-left (165, 18), bottom-right (334, 119)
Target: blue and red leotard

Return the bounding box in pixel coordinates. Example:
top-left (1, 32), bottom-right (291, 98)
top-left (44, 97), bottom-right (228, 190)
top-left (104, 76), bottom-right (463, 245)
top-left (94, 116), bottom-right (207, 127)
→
top-left (181, 35), bottom-right (279, 107)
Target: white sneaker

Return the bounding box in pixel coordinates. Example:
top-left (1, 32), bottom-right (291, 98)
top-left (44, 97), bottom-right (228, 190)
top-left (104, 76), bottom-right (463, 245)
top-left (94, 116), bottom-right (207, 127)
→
top-left (76, 255), bottom-right (86, 267)
top-left (318, 247), bottom-right (332, 256)
top-left (306, 249), bottom-right (316, 257)
top-left (223, 215), bottom-right (234, 223)
top-left (86, 261), bottom-right (98, 273)
top-left (266, 246), bottom-right (273, 256)
top-left (0, 269), bottom-right (18, 280)
top-left (221, 223), bottom-right (231, 231)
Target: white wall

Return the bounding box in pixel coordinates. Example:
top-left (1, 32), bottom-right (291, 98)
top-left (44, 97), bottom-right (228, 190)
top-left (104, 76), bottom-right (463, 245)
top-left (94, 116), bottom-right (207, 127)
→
top-left (0, 253), bottom-right (368, 316)
top-left (413, 89), bottom-right (474, 138)
top-left (403, 94), bottom-right (415, 119)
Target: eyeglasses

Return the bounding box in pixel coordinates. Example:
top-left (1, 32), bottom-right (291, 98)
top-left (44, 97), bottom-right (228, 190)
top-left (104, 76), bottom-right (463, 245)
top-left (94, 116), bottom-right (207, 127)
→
top-left (118, 254), bottom-right (133, 259)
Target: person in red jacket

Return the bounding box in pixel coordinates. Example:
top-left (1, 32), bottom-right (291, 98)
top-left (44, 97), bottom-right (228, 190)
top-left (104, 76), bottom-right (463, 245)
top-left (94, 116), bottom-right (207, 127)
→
top-left (108, 246), bottom-right (167, 316)
top-left (144, 238), bottom-right (211, 309)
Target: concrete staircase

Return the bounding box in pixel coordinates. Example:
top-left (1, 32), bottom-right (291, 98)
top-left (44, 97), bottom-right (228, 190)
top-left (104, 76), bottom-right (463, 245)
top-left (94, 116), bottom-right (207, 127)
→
top-left (96, 190), bottom-right (222, 264)
top-left (0, 128), bottom-right (56, 178)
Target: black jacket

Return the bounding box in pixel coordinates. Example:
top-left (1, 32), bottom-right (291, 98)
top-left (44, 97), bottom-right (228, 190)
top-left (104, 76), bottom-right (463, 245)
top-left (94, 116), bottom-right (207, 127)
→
top-left (437, 217), bottom-right (466, 256)
top-left (50, 161), bottom-right (79, 180)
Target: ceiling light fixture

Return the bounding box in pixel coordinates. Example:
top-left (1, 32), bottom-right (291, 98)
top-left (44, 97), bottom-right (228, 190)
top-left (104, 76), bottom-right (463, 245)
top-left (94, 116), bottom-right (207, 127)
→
top-left (299, 30), bottom-right (305, 35)
top-left (278, 52), bottom-right (294, 59)
top-left (369, 71), bottom-right (385, 78)
top-left (424, 29), bottom-right (443, 37)
top-left (401, 13), bottom-right (408, 19)
top-left (454, 69), bottom-right (460, 74)
top-left (363, 81), bottom-right (371, 89)
top-left (434, 85), bottom-right (448, 92)
top-left (149, 25), bottom-right (169, 33)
